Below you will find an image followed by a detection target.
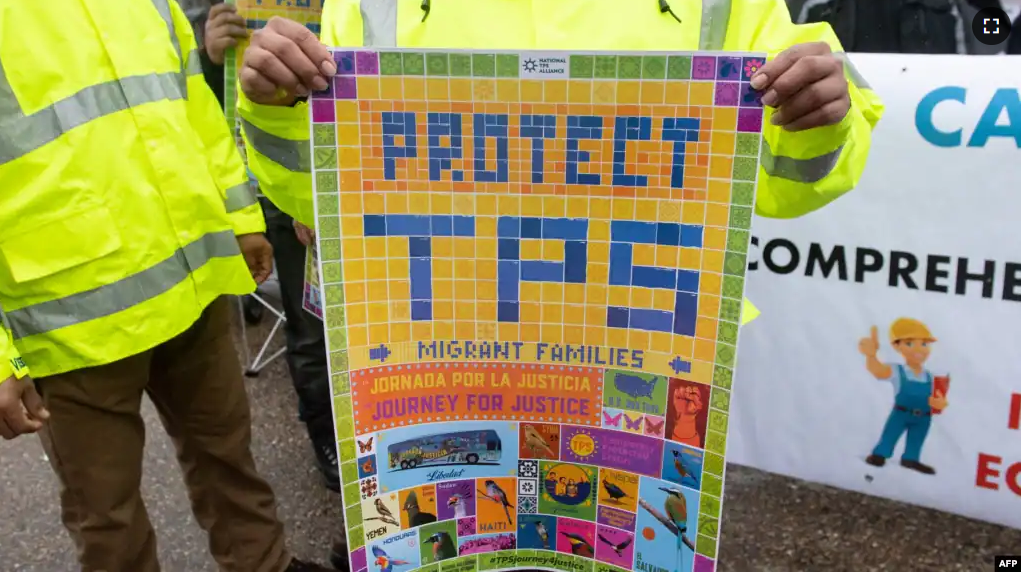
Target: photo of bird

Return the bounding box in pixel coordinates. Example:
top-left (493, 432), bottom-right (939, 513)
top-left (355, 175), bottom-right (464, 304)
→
top-left (446, 494), bottom-right (468, 519)
top-left (532, 520), bottom-right (550, 550)
top-left (402, 491), bottom-right (437, 528)
top-left (672, 450), bottom-right (700, 488)
top-left (601, 478), bottom-right (630, 504)
top-left (478, 480), bottom-right (514, 525)
top-left (559, 531), bottom-right (594, 557)
top-left (660, 486), bottom-right (690, 572)
top-left (522, 424), bottom-right (556, 459)
top-left (370, 545), bottom-right (410, 572)
top-left (423, 531), bottom-right (456, 562)
top-left (597, 532), bottom-right (633, 557)
top-left (373, 497), bottom-right (400, 527)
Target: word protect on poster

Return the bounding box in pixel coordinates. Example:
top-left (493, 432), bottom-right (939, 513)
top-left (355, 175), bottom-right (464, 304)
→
top-left (309, 48), bottom-right (764, 572)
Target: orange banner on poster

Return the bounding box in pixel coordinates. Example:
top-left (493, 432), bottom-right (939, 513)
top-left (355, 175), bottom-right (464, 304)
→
top-left (351, 363), bottom-right (602, 432)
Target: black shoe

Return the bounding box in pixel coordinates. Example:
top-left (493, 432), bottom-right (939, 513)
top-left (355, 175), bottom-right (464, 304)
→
top-left (900, 459), bottom-right (936, 475)
top-left (313, 438), bottom-right (341, 492)
top-left (286, 558), bottom-right (335, 572)
top-left (865, 454), bottom-right (886, 467)
top-left (330, 540), bottom-right (350, 571)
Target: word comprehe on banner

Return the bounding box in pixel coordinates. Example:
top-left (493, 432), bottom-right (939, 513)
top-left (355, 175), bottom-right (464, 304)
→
top-left (748, 237), bottom-right (1021, 302)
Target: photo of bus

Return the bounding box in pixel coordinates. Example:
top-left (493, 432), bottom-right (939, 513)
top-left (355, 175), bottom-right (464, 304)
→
top-left (387, 430), bottom-right (502, 471)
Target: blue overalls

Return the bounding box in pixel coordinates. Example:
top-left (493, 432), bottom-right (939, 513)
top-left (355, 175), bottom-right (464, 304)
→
top-left (871, 365), bottom-right (933, 462)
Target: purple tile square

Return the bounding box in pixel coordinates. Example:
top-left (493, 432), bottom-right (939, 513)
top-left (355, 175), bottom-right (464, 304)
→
top-left (740, 83), bottom-right (763, 107)
top-left (356, 51), bottom-right (380, 75)
top-left (694, 554), bottom-right (716, 572)
top-left (311, 98), bottom-right (335, 123)
top-left (350, 546), bottom-right (367, 572)
top-left (715, 82), bottom-right (739, 106)
top-left (692, 56), bottom-right (716, 80)
top-left (717, 56), bottom-right (741, 80)
top-left (334, 51), bottom-right (356, 75)
top-left (737, 107), bottom-right (763, 133)
top-left (742, 56), bottom-right (766, 81)
top-left (334, 76), bottom-right (358, 100)
top-left (311, 75), bottom-right (334, 99)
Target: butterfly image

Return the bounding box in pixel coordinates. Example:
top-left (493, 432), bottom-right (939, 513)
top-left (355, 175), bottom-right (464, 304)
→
top-left (358, 437), bottom-right (374, 454)
top-left (644, 417), bottom-right (665, 437)
top-left (742, 88), bottom-right (761, 105)
top-left (603, 410), bottom-right (623, 428)
top-left (719, 60), bottom-right (735, 78)
top-left (623, 414), bottom-right (642, 431)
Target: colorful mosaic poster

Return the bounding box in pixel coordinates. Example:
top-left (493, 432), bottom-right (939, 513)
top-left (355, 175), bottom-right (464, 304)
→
top-left (223, 0), bottom-right (323, 151)
top-left (310, 48), bottom-right (765, 572)
top-left (303, 245), bottom-right (324, 320)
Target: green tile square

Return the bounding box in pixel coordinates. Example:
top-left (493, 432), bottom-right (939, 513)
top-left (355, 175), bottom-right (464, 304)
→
top-left (696, 534), bottom-right (717, 558)
top-left (702, 451), bottom-right (725, 476)
top-left (346, 501), bottom-right (363, 524)
top-left (594, 55), bottom-right (617, 78)
top-left (325, 286), bottom-right (344, 307)
top-left (710, 388), bottom-right (731, 412)
top-left (666, 55), bottom-right (692, 79)
top-left (449, 53), bottom-right (472, 76)
top-left (729, 205), bottom-right (753, 230)
top-left (342, 481), bottom-right (360, 507)
top-left (719, 297), bottom-right (742, 322)
top-left (570, 55), bottom-right (594, 78)
top-left (315, 171), bottom-right (338, 193)
top-left (334, 394), bottom-right (352, 415)
top-left (703, 473), bottom-right (724, 497)
top-left (325, 306), bottom-right (346, 330)
top-left (721, 275), bottom-right (744, 300)
top-left (338, 438), bottom-right (356, 463)
top-left (726, 229), bottom-right (750, 254)
top-left (401, 52), bottom-right (425, 75)
top-left (715, 342), bottom-right (736, 368)
top-left (332, 372), bottom-right (350, 394)
top-left (700, 493), bottom-right (721, 518)
top-left (313, 123), bottom-right (336, 146)
top-left (732, 181), bottom-right (755, 206)
top-left (705, 429), bottom-right (727, 455)
top-left (426, 52), bottom-right (449, 75)
top-left (642, 55), bottom-right (667, 79)
top-left (733, 156), bottom-right (758, 181)
top-left (712, 365), bottom-right (733, 390)
top-left (617, 55), bottom-right (642, 79)
top-left (320, 261), bottom-right (341, 283)
top-left (723, 251), bottom-right (747, 277)
top-left (698, 515), bottom-right (719, 539)
top-left (317, 192), bottom-right (339, 215)
top-left (472, 53), bottom-right (496, 76)
top-left (335, 413), bottom-right (354, 440)
top-left (496, 53), bottom-right (519, 77)
top-left (347, 526), bottom-right (364, 550)
top-left (441, 556), bottom-right (479, 572)
top-left (418, 566), bottom-right (439, 572)
top-left (379, 52), bottom-right (403, 75)
top-left (717, 322), bottom-right (738, 345)
top-left (317, 216), bottom-right (340, 239)
top-left (735, 132), bottom-right (760, 157)
top-left (708, 409), bottom-right (729, 434)
top-left (320, 238), bottom-right (341, 262)
top-left (341, 461), bottom-right (359, 484)
top-left (332, 349), bottom-right (349, 372)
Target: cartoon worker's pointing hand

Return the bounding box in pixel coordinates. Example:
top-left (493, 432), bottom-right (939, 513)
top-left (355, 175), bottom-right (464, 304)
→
top-left (859, 318), bottom-right (947, 475)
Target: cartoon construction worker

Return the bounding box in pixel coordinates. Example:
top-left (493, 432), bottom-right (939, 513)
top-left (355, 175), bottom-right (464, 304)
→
top-left (859, 318), bottom-right (948, 475)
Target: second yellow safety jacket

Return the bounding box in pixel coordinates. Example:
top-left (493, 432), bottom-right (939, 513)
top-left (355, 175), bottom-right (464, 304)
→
top-left (0, 0), bottom-right (264, 380)
top-left (238, 0), bottom-right (885, 325)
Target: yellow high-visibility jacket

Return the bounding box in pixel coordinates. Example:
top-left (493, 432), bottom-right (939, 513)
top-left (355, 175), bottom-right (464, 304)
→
top-left (0, 0), bottom-right (264, 381)
top-left (239, 0), bottom-right (884, 325)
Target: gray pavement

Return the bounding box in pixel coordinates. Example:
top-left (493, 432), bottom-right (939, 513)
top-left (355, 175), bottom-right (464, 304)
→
top-left (1, 310), bottom-right (1017, 571)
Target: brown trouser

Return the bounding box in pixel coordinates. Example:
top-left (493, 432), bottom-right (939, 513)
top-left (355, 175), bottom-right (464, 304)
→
top-left (37, 297), bottom-right (291, 572)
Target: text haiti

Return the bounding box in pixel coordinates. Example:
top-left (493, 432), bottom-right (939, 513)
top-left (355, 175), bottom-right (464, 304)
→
top-left (417, 340), bottom-right (644, 368)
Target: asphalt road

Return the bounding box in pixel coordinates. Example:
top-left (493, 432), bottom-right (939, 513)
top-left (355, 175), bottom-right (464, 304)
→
top-left (1, 309), bottom-right (1017, 571)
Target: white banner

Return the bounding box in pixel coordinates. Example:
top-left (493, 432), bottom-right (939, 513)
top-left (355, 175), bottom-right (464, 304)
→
top-left (729, 54), bottom-right (1022, 528)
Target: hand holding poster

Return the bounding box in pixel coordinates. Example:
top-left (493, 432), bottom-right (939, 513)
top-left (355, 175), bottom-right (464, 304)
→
top-left (310, 48), bottom-right (766, 572)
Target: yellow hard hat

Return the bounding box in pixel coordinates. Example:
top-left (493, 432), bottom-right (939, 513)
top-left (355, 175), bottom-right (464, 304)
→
top-left (889, 318), bottom-right (936, 343)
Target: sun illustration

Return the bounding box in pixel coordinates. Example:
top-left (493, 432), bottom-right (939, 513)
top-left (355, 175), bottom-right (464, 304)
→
top-left (568, 431), bottom-right (597, 459)
top-left (523, 58), bottom-right (538, 72)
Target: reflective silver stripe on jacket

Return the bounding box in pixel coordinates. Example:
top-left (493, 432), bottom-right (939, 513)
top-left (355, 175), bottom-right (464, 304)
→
top-left (761, 139), bottom-right (842, 184)
top-left (0, 0), bottom-right (190, 168)
top-left (699, 0), bottom-right (732, 51)
top-left (224, 182), bottom-right (258, 212)
top-left (241, 117), bottom-right (311, 172)
top-left (7, 230), bottom-right (242, 339)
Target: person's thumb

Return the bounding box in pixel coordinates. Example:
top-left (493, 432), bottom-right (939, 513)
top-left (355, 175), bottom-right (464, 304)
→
top-left (21, 381), bottom-right (49, 421)
top-left (870, 325), bottom-right (878, 343)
